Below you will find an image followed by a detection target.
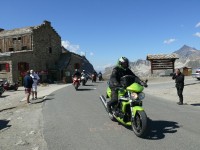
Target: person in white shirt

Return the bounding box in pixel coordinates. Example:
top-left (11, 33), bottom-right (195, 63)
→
top-left (30, 70), bottom-right (40, 100)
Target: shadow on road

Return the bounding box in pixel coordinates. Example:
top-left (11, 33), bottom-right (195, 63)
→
top-left (145, 119), bottom-right (180, 140)
top-left (190, 103), bottom-right (200, 106)
top-left (77, 88), bottom-right (94, 91)
top-left (0, 107), bottom-right (16, 112)
top-left (83, 84), bottom-right (96, 86)
top-left (30, 96), bottom-right (54, 104)
top-left (184, 82), bottom-right (200, 86)
top-left (0, 119), bottom-right (11, 130)
top-left (0, 95), bottom-right (9, 98)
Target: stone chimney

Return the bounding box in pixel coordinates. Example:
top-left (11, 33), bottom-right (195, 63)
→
top-left (0, 28), bottom-right (4, 32)
top-left (43, 20), bottom-right (51, 26)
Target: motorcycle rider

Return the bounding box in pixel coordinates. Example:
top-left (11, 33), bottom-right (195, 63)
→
top-left (107, 57), bottom-right (143, 114)
top-left (81, 70), bottom-right (88, 82)
top-left (73, 69), bottom-right (81, 78)
top-left (98, 71), bottom-right (103, 81)
top-left (92, 71), bottom-right (97, 82)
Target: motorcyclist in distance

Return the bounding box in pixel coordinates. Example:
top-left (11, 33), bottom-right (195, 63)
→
top-left (81, 70), bottom-right (89, 80)
top-left (73, 69), bottom-right (81, 78)
top-left (98, 71), bottom-right (103, 81)
top-left (107, 57), bottom-right (144, 114)
top-left (81, 70), bottom-right (87, 77)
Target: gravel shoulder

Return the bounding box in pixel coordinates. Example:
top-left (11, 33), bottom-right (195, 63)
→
top-left (0, 84), bottom-right (69, 150)
top-left (144, 76), bottom-right (200, 105)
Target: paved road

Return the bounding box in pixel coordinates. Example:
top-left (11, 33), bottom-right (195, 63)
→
top-left (42, 80), bottom-right (200, 150)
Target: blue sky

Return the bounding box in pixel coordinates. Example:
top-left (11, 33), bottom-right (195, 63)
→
top-left (1, 0), bottom-right (200, 71)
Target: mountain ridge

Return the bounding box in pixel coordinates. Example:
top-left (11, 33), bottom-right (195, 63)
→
top-left (103, 45), bottom-right (200, 77)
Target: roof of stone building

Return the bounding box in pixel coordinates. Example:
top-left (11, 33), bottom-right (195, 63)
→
top-left (0, 26), bottom-right (34, 37)
top-left (147, 53), bottom-right (179, 60)
top-left (0, 20), bottom-right (60, 38)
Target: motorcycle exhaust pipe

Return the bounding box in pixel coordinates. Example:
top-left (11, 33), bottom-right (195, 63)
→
top-left (99, 95), bottom-right (107, 109)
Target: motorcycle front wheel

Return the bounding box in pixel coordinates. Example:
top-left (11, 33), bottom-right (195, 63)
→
top-left (131, 110), bottom-right (147, 138)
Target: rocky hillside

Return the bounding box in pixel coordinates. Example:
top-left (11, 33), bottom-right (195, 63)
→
top-left (103, 45), bottom-right (200, 77)
top-left (173, 45), bottom-right (200, 69)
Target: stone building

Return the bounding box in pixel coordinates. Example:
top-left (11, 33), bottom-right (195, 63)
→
top-left (0, 20), bottom-right (62, 85)
top-left (59, 47), bottom-right (95, 83)
top-left (0, 20), bottom-right (95, 85)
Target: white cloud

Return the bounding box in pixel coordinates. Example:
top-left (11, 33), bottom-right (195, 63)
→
top-left (195, 22), bottom-right (200, 28)
top-left (80, 51), bottom-right (85, 56)
top-left (163, 38), bottom-right (176, 44)
top-left (90, 52), bottom-right (94, 56)
top-left (62, 40), bottom-right (80, 53)
top-left (194, 32), bottom-right (200, 37)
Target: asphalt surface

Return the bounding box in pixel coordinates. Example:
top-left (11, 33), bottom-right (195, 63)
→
top-left (42, 80), bottom-right (200, 150)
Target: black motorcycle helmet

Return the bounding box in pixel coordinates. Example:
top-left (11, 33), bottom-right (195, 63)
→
top-left (117, 57), bottom-right (129, 70)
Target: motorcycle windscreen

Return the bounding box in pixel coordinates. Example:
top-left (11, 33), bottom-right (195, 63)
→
top-left (106, 87), bottom-right (126, 98)
top-left (126, 83), bottom-right (144, 93)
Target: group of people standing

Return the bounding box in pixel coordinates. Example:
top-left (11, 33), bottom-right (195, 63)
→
top-left (23, 70), bottom-right (40, 103)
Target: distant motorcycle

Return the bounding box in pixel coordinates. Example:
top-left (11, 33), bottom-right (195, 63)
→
top-left (0, 84), bottom-right (5, 96)
top-left (72, 76), bottom-right (81, 90)
top-left (81, 74), bottom-right (88, 86)
top-left (98, 74), bottom-right (103, 81)
top-left (3, 81), bottom-right (19, 91)
top-left (92, 74), bottom-right (97, 82)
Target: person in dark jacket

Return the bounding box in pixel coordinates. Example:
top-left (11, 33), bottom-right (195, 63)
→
top-left (107, 57), bottom-right (142, 114)
top-left (24, 70), bottom-right (33, 103)
top-left (172, 68), bottom-right (185, 105)
top-left (72, 69), bottom-right (81, 78)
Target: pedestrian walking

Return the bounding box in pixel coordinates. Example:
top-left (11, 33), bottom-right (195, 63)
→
top-left (24, 70), bottom-right (33, 103)
top-left (172, 68), bottom-right (185, 105)
top-left (30, 69), bottom-right (40, 100)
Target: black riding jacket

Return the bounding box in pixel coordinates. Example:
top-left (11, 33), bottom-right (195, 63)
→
top-left (172, 72), bottom-right (184, 88)
top-left (109, 66), bottom-right (139, 88)
top-left (73, 71), bottom-right (81, 77)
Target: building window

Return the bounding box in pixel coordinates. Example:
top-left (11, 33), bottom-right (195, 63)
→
top-left (0, 63), bottom-right (10, 72)
top-left (22, 46), bottom-right (27, 50)
top-left (49, 47), bottom-right (52, 53)
top-left (13, 38), bottom-right (17, 41)
top-left (0, 49), bottom-right (2, 53)
top-left (9, 48), bottom-right (14, 52)
top-left (18, 37), bottom-right (21, 40)
top-left (18, 62), bottom-right (29, 71)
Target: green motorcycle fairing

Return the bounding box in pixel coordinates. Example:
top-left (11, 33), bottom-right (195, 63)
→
top-left (106, 82), bottom-right (144, 98)
top-left (126, 82), bottom-right (144, 92)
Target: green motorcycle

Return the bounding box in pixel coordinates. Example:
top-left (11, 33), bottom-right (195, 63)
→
top-left (100, 75), bottom-right (148, 138)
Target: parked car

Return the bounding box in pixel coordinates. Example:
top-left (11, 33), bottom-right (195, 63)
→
top-left (192, 68), bottom-right (200, 80)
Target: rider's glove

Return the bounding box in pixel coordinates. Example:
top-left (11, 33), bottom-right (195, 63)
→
top-left (140, 81), bottom-right (148, 88)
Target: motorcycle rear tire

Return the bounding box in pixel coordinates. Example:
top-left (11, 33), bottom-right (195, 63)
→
top-left (75, 83), bottom-right (79, 90)
top-left (131, 111), bottom-right (147, 138)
